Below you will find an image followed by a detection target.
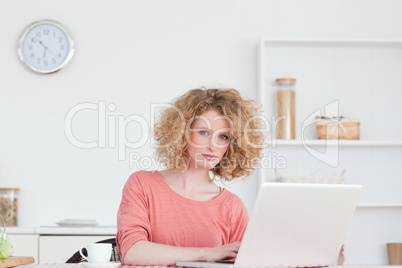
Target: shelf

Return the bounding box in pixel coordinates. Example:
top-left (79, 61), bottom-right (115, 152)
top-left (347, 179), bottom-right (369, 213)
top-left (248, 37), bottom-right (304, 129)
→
top-left (257, 38), bottom-right (402, 206)
top-left (267, 140), bottom-right (402, 147)
top-left (257, 39), bottom-right (402, 141)
top-left (357, 203), bottom-right (402, 208)
top-left (257, 38), bottom-right (402, 267)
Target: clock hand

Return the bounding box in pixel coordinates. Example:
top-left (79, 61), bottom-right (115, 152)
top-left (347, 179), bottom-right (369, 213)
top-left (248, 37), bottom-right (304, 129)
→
top-left (38, 40), bottom-right (47, 58)
top-left (38, 40), bottom-right (47, 49)
top-left (38, 39), bottom-right (57, 57)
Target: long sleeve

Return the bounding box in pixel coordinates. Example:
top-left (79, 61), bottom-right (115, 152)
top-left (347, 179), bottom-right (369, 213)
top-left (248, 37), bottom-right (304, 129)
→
top-left (116, 173), bottom-right (151, 261)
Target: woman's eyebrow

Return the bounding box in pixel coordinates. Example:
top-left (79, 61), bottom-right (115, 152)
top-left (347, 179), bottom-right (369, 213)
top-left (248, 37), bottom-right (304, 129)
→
top-left (192, 126), bottom-right (212, 131)
top-left (192, 126), bottom-right (230, 134)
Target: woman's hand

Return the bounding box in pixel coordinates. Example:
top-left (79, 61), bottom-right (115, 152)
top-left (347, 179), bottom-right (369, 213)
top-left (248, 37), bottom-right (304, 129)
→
top-left (203, 242), bottom-right (241, 262)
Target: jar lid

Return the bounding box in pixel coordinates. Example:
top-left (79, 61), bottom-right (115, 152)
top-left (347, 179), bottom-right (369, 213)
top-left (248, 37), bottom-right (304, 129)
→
top-left (0, 188), bottom-right (20, 191)
top-left (316, 117), bottom-right (360, 125)
top-left (275, 78), bottom-right (296, 85)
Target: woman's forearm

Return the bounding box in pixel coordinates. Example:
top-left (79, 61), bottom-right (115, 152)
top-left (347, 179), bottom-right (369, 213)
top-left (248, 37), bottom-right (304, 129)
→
top-left (123, 240), bottom-right (206, 266)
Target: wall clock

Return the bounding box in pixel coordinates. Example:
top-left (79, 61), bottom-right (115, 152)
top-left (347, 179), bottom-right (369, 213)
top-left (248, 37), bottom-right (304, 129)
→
top-left (17, 20), bottom-right (74, 74)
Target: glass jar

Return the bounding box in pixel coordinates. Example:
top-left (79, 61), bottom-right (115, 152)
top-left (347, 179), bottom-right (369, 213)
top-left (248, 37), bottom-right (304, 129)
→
top-left (0, 188), bottom-right (20, 226)
top-left (276, 78), bottom-right (296, 139)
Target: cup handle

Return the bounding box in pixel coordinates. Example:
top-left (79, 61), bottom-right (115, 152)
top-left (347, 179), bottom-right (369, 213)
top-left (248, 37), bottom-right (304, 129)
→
top-left (79, 246), bottom-right (90, 262)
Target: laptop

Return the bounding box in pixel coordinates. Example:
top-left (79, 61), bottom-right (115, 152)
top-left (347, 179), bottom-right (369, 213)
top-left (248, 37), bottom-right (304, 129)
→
top-left (177, 182), bottom-right (362, 268)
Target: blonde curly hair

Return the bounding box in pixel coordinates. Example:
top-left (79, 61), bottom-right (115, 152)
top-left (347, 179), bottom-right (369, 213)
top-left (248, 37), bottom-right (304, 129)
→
top-left (153, 88), bottom-right (264, 182)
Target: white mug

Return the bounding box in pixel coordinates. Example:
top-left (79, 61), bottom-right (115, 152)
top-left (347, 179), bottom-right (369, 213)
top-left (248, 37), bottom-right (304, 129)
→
top-left (80, 243), bottom-right (112, 263)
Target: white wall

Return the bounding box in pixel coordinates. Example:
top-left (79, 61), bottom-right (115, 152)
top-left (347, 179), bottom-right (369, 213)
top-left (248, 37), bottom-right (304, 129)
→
top-left (1, 0), bottom-right (401, 265)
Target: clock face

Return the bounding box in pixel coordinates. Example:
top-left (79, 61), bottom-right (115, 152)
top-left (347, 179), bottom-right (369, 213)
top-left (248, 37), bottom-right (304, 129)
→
top-left (18, 20), bottom-right (74, 74)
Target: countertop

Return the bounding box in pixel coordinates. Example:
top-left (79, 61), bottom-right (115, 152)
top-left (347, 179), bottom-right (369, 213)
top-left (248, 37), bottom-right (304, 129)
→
top-left (6, 226), bottom-right (117, 235)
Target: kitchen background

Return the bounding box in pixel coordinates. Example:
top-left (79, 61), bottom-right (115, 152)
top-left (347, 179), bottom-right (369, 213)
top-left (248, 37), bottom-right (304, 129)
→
top-left (1, 0), bottom-right (402, 265)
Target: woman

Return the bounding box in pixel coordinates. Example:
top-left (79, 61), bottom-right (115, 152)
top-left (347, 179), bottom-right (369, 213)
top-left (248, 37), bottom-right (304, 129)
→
top-left (117, 88), bottom-right (264, 265)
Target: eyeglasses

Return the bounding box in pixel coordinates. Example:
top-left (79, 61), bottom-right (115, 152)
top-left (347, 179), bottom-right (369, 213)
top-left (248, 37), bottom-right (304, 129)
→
top-left (189, 128), bottom-right (232, 147)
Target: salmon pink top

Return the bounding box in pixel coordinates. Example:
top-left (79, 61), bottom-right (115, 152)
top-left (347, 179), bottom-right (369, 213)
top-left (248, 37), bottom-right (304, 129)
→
top-left (116, 170), bottom-right (249, 261)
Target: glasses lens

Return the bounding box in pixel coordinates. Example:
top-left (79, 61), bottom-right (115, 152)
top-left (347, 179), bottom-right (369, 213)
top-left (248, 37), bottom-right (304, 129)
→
top-left (190, 129), bottom-right (231, 147)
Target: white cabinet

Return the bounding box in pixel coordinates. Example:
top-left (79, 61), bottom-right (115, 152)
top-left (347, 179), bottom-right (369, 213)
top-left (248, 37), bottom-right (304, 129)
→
top-left (38, 235), bottom-right (114, 263)
top-left (257, 39), bottom-right (402, 265)
top-left (7, 227), bottom-right (116, 264)
top-left (8, 234), bottom-right (39, 263)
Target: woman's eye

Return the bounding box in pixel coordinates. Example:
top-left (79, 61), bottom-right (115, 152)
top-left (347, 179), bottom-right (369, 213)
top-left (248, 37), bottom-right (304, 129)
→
top-left (220, 135), bottom-right (229, 140)
top-left (200, 130), bottom-right (209, 135)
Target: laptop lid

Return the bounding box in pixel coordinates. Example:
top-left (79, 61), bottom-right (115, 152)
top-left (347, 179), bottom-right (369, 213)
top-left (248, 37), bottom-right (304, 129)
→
top-left (234, 182), bottom-right (362, 268)
top-left (177, 182), bottom-right (362, 268)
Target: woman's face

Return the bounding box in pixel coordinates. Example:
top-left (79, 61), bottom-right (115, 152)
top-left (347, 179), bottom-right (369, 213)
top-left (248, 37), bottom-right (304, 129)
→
top-left (187, 109), bottom-right (231, 170)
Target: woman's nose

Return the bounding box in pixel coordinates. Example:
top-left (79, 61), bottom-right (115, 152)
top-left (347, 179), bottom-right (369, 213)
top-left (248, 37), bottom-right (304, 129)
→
top-left (208, 139), bottom-right (216, 152)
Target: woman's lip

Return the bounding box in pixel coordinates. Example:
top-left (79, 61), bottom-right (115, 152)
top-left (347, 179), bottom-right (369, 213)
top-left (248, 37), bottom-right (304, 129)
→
top-left (202, 154), bottom-right (217, 159)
